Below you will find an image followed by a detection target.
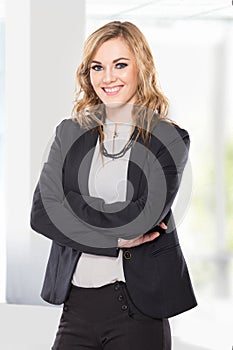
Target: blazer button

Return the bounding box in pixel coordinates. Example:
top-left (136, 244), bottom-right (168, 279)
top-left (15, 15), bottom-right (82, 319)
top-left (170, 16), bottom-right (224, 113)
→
top-left (118, 294), bottom-right (124, 302)
top-left (124, 250), bottom-right (131, 260)
top-left (114, 283), bottom-right (120, 291)
top-left (121, 304), bottom-right (128, 311)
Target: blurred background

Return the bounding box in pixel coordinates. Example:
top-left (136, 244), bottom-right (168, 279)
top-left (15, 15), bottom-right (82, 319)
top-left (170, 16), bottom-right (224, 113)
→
top-left (0, 0), bottom-right (232, 349)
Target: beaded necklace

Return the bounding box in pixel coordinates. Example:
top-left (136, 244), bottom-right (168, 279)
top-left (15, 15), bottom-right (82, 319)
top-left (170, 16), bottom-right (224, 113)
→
top-left (100, 122), bottom-right (136, 160)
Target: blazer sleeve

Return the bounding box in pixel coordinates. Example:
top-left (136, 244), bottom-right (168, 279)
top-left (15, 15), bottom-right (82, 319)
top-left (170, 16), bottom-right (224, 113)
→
top-left (64, 121), bottom-right (190, 240)
top-left (30, 119), bottom-right (120, 256)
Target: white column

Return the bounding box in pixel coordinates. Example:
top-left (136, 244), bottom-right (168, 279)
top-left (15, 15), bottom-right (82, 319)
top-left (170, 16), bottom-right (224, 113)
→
top-left (5, 0), bottom-right (85, 304)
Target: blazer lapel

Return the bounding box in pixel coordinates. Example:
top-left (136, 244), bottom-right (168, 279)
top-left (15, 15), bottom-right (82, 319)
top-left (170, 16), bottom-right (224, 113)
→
top-left (126, 134), bottom-right (149, 201)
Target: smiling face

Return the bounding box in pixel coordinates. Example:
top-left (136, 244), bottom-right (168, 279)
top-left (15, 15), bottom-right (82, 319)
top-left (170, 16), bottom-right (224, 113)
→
top-left (89, 37), bottom-right (138, 108)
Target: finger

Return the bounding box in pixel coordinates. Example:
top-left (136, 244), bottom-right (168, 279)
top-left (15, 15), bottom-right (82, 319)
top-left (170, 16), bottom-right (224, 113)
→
top-left (151, 232), bottom-right (160, 239)
top-left (159, 222), bottom-right (167, 229)
top-left (143, 232), bottom-right (160, 243)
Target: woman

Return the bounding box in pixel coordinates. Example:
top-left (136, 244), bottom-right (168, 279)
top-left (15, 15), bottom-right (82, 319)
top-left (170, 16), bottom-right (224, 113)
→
top-left (30, 21), bottom-right (197, 349)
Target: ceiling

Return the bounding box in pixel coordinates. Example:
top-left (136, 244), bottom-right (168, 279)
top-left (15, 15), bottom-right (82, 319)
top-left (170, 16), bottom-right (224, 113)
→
top-left (86, 0), bottom-right (233, 21)
top-left (0, 1), bottom-right (232, 20)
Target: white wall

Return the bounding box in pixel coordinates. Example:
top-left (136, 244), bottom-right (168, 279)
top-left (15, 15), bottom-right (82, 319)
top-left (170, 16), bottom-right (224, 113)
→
top-left (4, 0), bottom-right (85, 304)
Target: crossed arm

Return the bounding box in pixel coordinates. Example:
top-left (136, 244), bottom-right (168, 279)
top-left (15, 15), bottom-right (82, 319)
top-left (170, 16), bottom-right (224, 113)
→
top-left (30, 119), bottom-right (190, 256)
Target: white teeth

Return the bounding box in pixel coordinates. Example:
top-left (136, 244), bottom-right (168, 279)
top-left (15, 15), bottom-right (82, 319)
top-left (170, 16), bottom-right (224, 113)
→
top-left (103, 87), bottom-right (121, 93)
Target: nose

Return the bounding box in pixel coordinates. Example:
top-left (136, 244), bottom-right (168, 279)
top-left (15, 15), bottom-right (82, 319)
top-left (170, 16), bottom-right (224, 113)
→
top-left (102, 67), bottom-right (116, 84)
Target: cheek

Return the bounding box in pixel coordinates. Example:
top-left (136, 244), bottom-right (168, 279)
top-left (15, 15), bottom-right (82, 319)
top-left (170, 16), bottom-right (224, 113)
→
top-left (89, 74), bottom-right (103, 99)
top-left (124, 68), bottom-right (138, 89)
top-left (89, 73), bottom-right (95, 89)
top-left (89, 72), bottom-right (100, 91)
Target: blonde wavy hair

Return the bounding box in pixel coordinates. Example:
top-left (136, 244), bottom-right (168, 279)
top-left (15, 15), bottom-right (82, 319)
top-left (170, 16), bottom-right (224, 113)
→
top-left (71, 21), bottom-right (170, 146)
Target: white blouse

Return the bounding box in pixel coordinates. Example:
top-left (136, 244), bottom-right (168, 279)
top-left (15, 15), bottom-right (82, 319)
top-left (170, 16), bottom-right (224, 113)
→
top-left (71, 117), bottom-right (134, 287)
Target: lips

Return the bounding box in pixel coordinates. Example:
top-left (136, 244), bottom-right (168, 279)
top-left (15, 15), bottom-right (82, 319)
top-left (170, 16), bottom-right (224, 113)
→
top-left (102, 85), bottom-right (123, 96)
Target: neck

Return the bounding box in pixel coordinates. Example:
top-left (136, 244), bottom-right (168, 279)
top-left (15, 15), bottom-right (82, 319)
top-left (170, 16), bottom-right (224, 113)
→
top-left (105, 103), bottom-right (134, 124)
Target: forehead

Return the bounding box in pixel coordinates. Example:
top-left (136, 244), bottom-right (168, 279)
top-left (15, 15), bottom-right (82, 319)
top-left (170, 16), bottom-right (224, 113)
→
top-left (92, 37), bottom-right (135, 61)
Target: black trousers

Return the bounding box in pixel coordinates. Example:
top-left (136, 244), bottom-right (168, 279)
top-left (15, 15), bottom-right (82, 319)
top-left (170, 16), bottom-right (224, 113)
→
top-left (51, 281), bottom-right (171, 350)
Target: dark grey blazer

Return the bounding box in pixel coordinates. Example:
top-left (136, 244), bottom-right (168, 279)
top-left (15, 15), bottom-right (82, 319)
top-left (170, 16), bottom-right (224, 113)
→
top-left (30, 117), bottom-right (197, 318)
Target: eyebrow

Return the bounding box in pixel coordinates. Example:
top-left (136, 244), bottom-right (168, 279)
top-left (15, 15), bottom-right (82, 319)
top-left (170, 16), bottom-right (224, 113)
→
top-left (91, 57), bottom-right (130, 64)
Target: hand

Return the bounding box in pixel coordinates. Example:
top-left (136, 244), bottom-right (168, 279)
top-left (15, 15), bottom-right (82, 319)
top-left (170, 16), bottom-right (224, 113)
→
top-left (118, 222), bottom-right (167, 248)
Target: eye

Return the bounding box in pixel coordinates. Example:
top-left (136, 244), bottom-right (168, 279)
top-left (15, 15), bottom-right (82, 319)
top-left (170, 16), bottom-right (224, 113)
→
top-left (91, 65), bottom-right (103, 71)
top-left (116, 63), bottom-right (128, 69)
